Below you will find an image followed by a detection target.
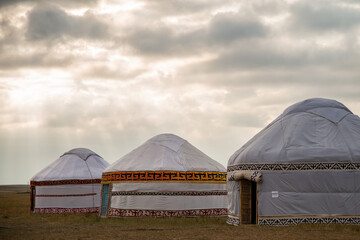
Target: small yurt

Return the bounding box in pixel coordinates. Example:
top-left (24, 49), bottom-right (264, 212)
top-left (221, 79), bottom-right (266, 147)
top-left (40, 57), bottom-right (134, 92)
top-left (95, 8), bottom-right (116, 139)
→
top-left (30, 148), bottom-right (109, 213)
top-left (100, 133), bottom-right (227, 217)
top-left (227, 98), bottom-right (360, 226)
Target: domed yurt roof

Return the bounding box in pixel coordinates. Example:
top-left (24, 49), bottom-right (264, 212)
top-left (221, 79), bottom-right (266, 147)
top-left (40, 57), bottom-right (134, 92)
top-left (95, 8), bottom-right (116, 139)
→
top-left (229, 98), bottom-right (360, 165)
top-left (105, 133), bottom-right (226, 173)
top-left (32, 148), bottom-right (109, 181)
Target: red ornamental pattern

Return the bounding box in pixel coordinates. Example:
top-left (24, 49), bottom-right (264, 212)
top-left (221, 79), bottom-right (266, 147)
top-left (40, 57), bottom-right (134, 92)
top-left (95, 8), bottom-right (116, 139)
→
top-left (102, 171), bottom-right (226, 183)
top-left (34, 207), bottom-right (99, 214)
top-left (112, 191), bottom-right (227, 196)
top-left (107, 208), bottom-right (228, 217)
top-left (31, 179), bottom-right (101, 186)
top-left (36, 193), bottom-right (97, 197)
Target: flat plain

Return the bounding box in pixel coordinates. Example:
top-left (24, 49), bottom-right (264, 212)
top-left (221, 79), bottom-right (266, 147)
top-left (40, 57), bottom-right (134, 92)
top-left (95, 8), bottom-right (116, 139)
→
top-left (0, 185), bottom-right (359, 240)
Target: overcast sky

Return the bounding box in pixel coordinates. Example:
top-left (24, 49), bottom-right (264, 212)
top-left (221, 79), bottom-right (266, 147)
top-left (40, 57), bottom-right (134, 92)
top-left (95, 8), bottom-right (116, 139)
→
top-left (1, 0), bottom-right (360, 184)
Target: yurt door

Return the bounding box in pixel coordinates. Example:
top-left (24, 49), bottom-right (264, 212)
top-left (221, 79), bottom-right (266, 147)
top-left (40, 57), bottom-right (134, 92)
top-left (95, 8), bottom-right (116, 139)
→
top-left (239, 180), bottom-right (257, 224)
top-left (100, 184), bottom-right (109, 216)
top-left (30, 186), bottom-right (35, 212)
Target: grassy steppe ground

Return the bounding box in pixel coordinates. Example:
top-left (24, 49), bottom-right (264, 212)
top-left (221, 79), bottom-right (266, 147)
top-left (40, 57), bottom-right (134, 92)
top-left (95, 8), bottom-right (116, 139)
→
top-left (0, 185), bottom-right (359, 240)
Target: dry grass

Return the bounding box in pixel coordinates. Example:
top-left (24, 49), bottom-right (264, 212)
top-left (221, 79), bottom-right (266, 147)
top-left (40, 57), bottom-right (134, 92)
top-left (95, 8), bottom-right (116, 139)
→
top-left (0, 185), bottom-right (359, 239)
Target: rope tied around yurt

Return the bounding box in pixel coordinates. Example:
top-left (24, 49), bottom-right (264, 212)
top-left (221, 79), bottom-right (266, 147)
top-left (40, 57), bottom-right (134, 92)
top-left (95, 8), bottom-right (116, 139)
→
top-left (227, 170), bottom-right (263, 183)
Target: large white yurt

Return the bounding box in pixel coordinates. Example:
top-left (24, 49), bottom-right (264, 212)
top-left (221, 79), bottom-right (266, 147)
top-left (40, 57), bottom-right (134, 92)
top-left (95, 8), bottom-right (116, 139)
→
top-left (100, 133), bottom-right (227, 217)
top-left (30, 148), bottom-right (109, 213)
top-left (227, 98), bottom-right (360, 226)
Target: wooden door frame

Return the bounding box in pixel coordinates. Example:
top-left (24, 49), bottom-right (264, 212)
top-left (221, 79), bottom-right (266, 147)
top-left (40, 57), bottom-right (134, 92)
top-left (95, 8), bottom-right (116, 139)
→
top-left (30, 186), bottom-right (35, 212)
top-left (239, 179), bottom-right (258, 224)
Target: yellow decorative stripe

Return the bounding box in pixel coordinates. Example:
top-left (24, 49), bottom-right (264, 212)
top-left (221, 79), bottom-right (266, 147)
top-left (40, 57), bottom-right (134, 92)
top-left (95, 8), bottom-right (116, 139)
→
top-left (101, 171), bottom-right (227, 183)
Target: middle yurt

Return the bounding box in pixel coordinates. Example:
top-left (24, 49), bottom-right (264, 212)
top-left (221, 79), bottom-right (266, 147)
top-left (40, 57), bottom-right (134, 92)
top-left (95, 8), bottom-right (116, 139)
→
top-left (100, 133), bottom-right (228, 217)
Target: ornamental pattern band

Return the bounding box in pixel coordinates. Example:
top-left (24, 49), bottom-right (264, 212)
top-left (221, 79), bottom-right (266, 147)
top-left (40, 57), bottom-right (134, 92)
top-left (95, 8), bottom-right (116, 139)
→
top-left (30, 179), bottom-right (101, 186)
top-left (34, 207), bottom-right (99, 214)
top-left (258, 216), bottom-right (360, 225)
top-left (102, 171), bottom-right (227, 183)
top-left (107, 208), bottom-right (228, 217)
top-left (112, 191), bottom-right (228, 196)
top-left (226, 215), bottom-right (240, 226)
top-left (36, 193), bottom-right (97, 197)
top-left (227, 162), bottom-right (360, 172)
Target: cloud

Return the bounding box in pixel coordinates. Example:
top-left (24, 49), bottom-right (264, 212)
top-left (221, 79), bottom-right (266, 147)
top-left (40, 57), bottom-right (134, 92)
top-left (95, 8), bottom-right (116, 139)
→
top-left (185, 43), bottom-right (305, 73)
top-left (0, 14), bottom-right (24, 54)
top-left (124, 12), bottom-right (267, 57)
top-left (0, 52), bottom-right (74, 70)
top-left (124, 26), bottom-right (179, 56)
top-left (0, 0), bottom-right (33, 8)
top-left (143, 0), bottom-right (226, 16)
top-left (207, 13), bottom-right (267, 44)
top-left (0, 0), bottom-right (100, 9)
top-left (226, 112), bottom-right (265, 128)
top-left (26, 4), bottom-right (109, 41)
top-left (249, 0), bottom-right (286, 16)
top-left (0, 4), bottom-right (112, 70)
top-left (184, 34), bottom-right (360, 75)
top-left (75, 63), bottom-right (145, 80)
top-left (291, 1), bottom-right (360, 32)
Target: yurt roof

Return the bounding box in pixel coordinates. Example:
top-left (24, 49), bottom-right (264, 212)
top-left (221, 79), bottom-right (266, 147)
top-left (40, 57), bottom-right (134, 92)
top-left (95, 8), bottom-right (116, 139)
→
top-left (229, 98), bottom-right (360, 165)
top-left (32, 148), bottom-right (109, 181)
top-left (60, 148), bottom-right (100, 161)
top-left (104, 133), bottom-right (226, 172)
top-left (279, 98), bottom-right (351, 123)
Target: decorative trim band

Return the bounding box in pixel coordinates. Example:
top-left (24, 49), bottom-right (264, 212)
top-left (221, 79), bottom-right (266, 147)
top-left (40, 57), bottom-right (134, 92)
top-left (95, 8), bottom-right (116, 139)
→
top-left (33, 207), bottom-right (99, 214)
top-left (258, 216), bottom-right (360, 225)
top-left (227, 162), bottom-right (360, 172)
top-left (112, 191), bottom-right (228, 196)
top-left (102, 171), bottom-right (227, 183)
top-left (227, 215), bottom-right (240, 226)
top-left (31, 179), bottom-right (101, 186)
top-left (107, 208), bottom-right (228, 217)
top-left (36, 193), bottom-right (97, 197)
